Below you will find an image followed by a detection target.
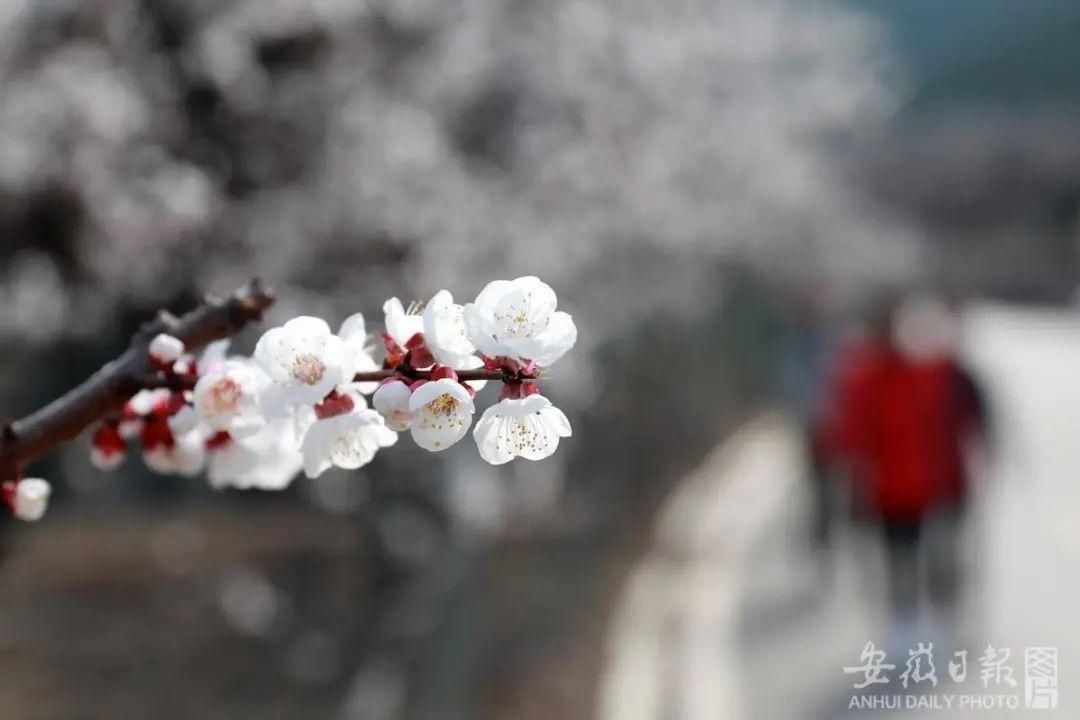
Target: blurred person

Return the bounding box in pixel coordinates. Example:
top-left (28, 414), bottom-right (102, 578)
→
top-left (820, 293), bottom-right (989, 643)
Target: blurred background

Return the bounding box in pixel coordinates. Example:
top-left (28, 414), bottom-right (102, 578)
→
top-left (0, 0), bottom-right (1077, 717)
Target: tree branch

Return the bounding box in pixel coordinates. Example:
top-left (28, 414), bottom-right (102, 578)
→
top-left (352, 369), bottom-right (509, 383)
top-left (0, 279), bottom-right (275, 480)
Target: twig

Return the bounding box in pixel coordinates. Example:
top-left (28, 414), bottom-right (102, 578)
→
top-left (352, 369), bottom-right (510, 383)
top-left (0, 279), bottom-right (275, 481)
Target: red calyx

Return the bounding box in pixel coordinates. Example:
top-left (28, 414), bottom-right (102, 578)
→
top-left (483, 355), bottom-right (538, 379)
top-left (205, 431), bottom-right (232, 450)
top-left (429, 365), bottom-right (459, 382)
top-left (148, 391), bottom-right (187, 420)
top-left (428, 364), bottom-right (475, 397)
top-left (382, 332), bottom-right (407, 368)
top-left (498, 380), bottom-right (540, 401)
top-left (404, 333), bottom-right (435, 370)
top-left (149, 356), bottom-right (173, 373)
top-left (1, 480), bottom-right (15, 513)
top-left (314, 389), bottom-right (356, 420)
top-left (92, 423), bottom-right (127, 454)
top-left (140, 415), bottom-right (176, 450)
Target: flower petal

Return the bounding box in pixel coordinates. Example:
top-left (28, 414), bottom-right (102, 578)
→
top-left (373, 380), bottom-right (413, 431)
top-left (338, 313), bottom-right (367, 343)
top-left (531, 311), bottom-right (577, 366)
top-left (408, 378), bottom-right (472, 412)
top-left (473, 406), bottom-right (515, 465)
top-left (471, 395), bottom-right (568, 464)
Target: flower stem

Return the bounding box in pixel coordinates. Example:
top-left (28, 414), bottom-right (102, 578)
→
top-left (352, 368), bottom-right (509, 383)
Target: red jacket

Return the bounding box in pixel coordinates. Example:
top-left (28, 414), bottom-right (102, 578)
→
top-left (823, 342), bottom-right (975, 521)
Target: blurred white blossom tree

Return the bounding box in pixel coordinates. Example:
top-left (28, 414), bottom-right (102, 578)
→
top-left (0, 0), bottom-right (918, 356)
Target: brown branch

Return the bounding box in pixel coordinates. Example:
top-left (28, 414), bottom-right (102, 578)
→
top-left (0, 279), bottom-right (275, 480)
top-left (352, 368), bottom-right (509, 383)
top-left (120, 373), bottom-right (198, 394)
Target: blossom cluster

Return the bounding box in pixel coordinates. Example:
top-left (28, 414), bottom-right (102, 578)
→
top-left (0, 276), bottom-right (578, 525)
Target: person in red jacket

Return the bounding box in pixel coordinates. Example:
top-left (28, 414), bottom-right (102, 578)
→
top-left (821, 294), bottom-right (987, 625)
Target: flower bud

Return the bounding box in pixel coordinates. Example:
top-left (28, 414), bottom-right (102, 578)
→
top-left (10, 478), bottom-right (52, 522)
top-left (149, 334), bottom-right (186, 365)
top-left (91, 423), bottom-right (126, 471)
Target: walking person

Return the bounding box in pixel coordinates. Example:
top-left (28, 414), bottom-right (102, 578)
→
top-left (824, 294), bottom-right (986, 643)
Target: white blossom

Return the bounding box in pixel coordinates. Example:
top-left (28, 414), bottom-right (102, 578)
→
top-left (173, 435), bottom-right (209, 477)
top-left (338, 313), bottom-right (380, 393)
top-left (13, 478), bottom-right (51, 521)
top-left (372, 380), bottom-right (413, 431)
top-left (207, 420), bottom-right (304, 491)
top-left (382, 297), bottom-right (425, 349)
top-left (301, 399), bottom-right (398, 478)
top-left (423, 290), bottom-right (479, 368)
top-left (143, 429), bottom-right (206, 477)
top-left (254, 316), bottom-right (353, 409)
top-left (149, 333), bottom-right (186, 364)
top-left (408, 378), bottom-right (475, 451)
top-left (472, 394), bottom-right (572, 465)
top-left (193, 358), bottom-right (268, 437)
top-left (73, 282), bottom-right (578, 489)
top-left (197, 339), bottom-right (231, 371)
top-left (463, 276), bottom-right (576, 367)
top-left (166, 404), bottom-right (201, 437)
top-left (142, 446), bottom-right (176, 475)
